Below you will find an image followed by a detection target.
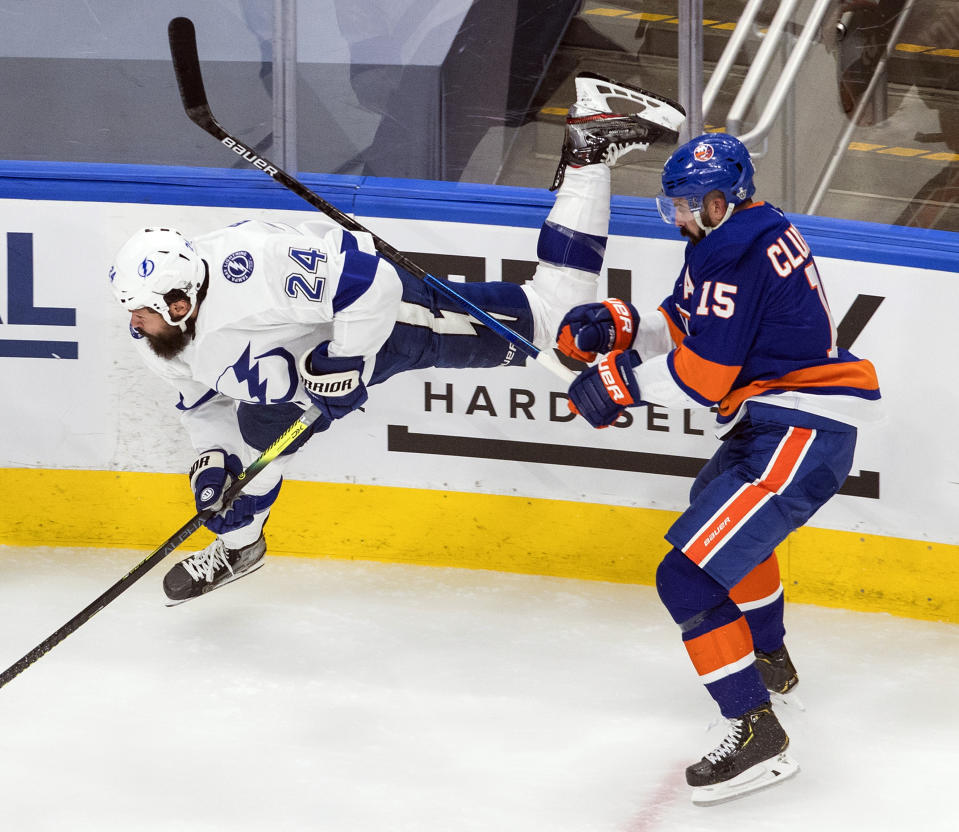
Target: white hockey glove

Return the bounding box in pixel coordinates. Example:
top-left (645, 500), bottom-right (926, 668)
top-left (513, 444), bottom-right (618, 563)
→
top-left (297, 342), bottom-right (368, 421)
top-left (189, 449), bottom-right (257, 535)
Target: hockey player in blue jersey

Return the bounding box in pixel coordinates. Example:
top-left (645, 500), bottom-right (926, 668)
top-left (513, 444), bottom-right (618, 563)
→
top-left (108, 73), bottom-right (685, 607)
top-left (559, 132), bottom-right (881, 805)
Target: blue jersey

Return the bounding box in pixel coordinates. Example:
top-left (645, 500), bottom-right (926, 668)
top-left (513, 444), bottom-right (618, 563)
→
top-left (658, 202), bottom-right (880, 425)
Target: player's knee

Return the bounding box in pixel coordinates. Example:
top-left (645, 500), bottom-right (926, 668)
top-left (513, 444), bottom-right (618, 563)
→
top-left (238, 401), bottom-right (325, 454)
top-left (656, 547), bottom-right (729, 626)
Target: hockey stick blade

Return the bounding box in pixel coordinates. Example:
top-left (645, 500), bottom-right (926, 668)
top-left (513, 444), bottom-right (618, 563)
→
top-left (167, 17), bottom-right (574, 383)
top-left (168, 17), bottom-right (214, 127)
top-left (0, 406), bottom-right (323, 691)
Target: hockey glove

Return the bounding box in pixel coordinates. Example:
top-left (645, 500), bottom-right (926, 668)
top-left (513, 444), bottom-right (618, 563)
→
top-left (568, 349), bottom-right (644, 428)
top-left (189, 449), bottom-right (257, 535)
top-left (557, 298), bottom-right (639, 363)
top-left (297, 342), bottom-right (368, 421)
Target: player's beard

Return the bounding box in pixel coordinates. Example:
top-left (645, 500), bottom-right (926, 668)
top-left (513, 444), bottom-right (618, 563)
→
top-left (680, 225), bottom-right (705, 244)
top-left (140, 323), bottom-right (191, 359)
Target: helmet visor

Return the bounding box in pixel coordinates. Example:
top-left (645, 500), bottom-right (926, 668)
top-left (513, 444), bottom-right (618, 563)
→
top-left (655, 192), bottom-right (702, 225)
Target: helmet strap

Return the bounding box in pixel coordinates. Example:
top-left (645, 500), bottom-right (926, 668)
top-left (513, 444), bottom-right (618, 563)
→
top-left (694, 202), bottom-right (735, 235)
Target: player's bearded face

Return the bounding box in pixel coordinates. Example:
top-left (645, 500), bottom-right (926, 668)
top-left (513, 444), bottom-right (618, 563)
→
top-left (142, 323), bottom-right (190, 359)
top-left (130, 308), bottom-right (190, 359)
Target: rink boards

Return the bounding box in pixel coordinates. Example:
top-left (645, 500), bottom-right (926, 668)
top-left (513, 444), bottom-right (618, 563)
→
top-left (0, 162), bottom-right (957, 622)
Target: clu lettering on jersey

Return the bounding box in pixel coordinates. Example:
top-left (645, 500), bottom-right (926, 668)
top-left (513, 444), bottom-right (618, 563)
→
top-left (766, 224), bottom-right (812, 277)
top-left (0, 232), bottom-right (78, 359)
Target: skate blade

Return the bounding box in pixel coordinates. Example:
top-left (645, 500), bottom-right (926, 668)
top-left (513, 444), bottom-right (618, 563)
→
top-left (164, 559), bottom-right (266, 607)
top-left (573, 73), bottom-right (686, 133)
top-left (691, 752), bottom-right (800, 807)
top-left (770, 689), bottom-right (806, 711)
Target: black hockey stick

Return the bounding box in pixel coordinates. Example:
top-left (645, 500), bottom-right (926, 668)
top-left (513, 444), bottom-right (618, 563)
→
top-left (167, 16), bottom-right (576, 383)
top-left (0, 406), bottom-right (324, 691)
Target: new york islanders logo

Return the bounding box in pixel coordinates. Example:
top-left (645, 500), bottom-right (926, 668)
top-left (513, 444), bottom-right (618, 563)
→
top-left (693, 143), bottom-right (714, 162)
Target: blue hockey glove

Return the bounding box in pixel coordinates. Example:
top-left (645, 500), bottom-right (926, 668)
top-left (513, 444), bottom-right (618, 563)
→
top-left (189, 449), bottom-right (257, 535)
top-left (568, 349), bottom-right (644, 428)
top-left (297, 342), bottom-right (368, 421)
top-left (557, 298), bottom-right (639, 363)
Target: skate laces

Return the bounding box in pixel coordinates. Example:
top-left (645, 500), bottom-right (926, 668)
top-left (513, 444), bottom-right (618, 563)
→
top-left (705, 719), bottom-right (745, 763)
top-left (182, 540), bottom-right (235, 583)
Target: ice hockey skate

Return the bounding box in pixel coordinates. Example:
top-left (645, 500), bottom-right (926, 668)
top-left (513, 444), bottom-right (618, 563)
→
top-left (550, 71), bottom-right (686, 190)
top-left (756, 644), bottom-right (799, 693)
top-left (755, 644), bottom-right (805, 709)
top-left (686, 703), bottom-right (799, 806)
top-left (163, 534), bottom-right (266, 605)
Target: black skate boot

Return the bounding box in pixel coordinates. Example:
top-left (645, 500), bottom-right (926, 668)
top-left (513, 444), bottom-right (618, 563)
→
top-left (686, 703), bottom-right (799, 806)
top-left (550, 72), bottom-right (685, 190)
top-left (755, 644), bottom-right (799, 694)
top-left (163, 534), bottom-right (266, 605)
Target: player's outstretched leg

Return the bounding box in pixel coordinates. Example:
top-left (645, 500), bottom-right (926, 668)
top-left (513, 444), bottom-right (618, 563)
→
top-left (551, 71), bottom-right (685, 191)
top-left (522, 162), bottom-right (610, 352)
top-left (686, 702), bottom-right (799, 806)
top-left (163, 534), bottom-right (267, 605)
top-left (522, 73), bottom-right (684, 353)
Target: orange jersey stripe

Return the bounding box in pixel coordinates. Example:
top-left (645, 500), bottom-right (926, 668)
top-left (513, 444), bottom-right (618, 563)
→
top-left (719, 359), bottom-right (880, 417)
top-left (671, 343), bottom-right (741, 404)
top-left (659, 305), bottom-right (686, 347)
top-left (683, 427), bottom-right (815, 566)
top-left (729, 552), bottom-right (781, 606)
top-left (684, 616), bottom-right (754, 678)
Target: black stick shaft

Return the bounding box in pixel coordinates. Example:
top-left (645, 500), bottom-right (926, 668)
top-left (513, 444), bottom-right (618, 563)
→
top-left (167, 16), bottom-right (575, 382)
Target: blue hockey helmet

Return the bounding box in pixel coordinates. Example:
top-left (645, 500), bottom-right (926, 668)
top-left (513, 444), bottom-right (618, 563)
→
top-left (656, 133), bottom-right (755, 229)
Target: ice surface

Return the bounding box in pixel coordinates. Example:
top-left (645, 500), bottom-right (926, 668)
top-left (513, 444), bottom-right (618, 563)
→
top-left (0, 545), bottom-right (955, 831)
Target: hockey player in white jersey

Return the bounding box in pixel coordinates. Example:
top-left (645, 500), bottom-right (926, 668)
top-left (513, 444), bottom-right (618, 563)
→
top-left (108, 73), bottom-right (684, 606)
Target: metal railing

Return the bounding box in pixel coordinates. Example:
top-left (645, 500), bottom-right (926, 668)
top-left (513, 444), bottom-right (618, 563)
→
top-left (805, 0), bottom-right (918, 214)
top-left (273, 0), bottom-right (298, 173)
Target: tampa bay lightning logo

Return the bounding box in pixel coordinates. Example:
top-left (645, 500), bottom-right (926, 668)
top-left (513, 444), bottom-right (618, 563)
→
top-left (217, 343), bottom-right (298, 404)
top-left (138, 257), bottom-right (155, 278)
top-left (223, 250), bottom-right (255, 283)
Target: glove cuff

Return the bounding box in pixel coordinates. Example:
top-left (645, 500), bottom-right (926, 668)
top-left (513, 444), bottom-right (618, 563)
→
top-left (598, 349), bottom-right (642, 407)
top-left (297, 348), bottom-right (364, 399)
top-left (189, 448), bottom-right (227, 493)
top-left (601, 298), bottom-right (639, 351)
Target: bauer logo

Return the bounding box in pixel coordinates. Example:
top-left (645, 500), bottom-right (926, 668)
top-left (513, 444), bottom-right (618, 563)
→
top-left (223, 251), bottom-right (255, 283)
top-left (0, 232), bottom-right (78, 359)
top-left (220, 137), bottom-right (279, 176)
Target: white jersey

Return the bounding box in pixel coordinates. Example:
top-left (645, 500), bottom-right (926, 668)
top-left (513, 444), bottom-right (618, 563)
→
top-left (133, 218), bottom-right (403, 455)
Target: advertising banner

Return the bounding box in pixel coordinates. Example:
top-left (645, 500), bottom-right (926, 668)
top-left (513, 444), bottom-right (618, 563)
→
top-left (0, 193), bottom-right (955, 548)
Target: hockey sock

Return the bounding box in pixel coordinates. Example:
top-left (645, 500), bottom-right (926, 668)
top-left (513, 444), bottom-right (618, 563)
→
top-left (657, 548), bottom-right (769, 718)
top-left (522, 165), bottom-right (610, 349)
top-left (730, 552), bottom-right (787, 653)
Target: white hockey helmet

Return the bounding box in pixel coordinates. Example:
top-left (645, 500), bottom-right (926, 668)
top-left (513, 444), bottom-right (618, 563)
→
top-left (109, 228), bottom-right (205, 328)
